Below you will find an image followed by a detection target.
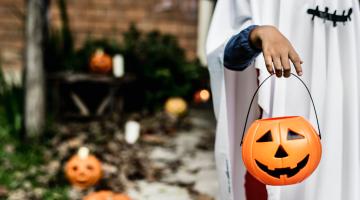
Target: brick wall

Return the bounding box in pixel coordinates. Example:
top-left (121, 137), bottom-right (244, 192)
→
top-left (0, 0), bottom-right (25, 72)
top-left (0, 0), bottom-right (199, 72)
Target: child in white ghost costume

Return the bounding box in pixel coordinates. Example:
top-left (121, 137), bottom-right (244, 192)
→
top-left (206, 0), bottom-right (360, 200)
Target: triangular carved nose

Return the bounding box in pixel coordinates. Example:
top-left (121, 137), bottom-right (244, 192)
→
top-left (275, 145), bottom-right (288, 158)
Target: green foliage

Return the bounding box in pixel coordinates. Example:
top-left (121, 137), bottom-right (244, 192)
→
top-left (73, 38), bottom-right (122, 72)
top-left (65, 24), bottom-right (209, 111)
top-left (0, 135), bottom-right (69, 199)
top-left (44, 0), bottom-right (75, 72)
top-left (0, 137), bottom-right (42, 188)
top-left (44, 0), bottom-right (209, 111)
top-left (120, 24), bottom-right (209, 111)
top-left (42, 187), bottom-right (69, 200)
top-left (0, 69), bottom-right (23, 138)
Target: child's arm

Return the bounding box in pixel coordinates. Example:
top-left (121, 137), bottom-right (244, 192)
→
top-left (224, 25), bottom-right (262, 71)
top-left (224, 25), bottom-right (303, 78)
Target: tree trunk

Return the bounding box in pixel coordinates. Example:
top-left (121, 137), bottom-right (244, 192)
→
top-left (24, 0), bottom-right (48, 138)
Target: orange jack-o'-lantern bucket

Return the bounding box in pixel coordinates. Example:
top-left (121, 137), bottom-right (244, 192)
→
top-left (241, 73), bottom-right (322, 186)
top-left (64, 147), bottom-right (102, 189)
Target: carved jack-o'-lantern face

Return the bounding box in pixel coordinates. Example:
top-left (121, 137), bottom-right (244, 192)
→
top-left (65, 154), bottom-right (102, 189)
top-left (83, 190), bottom-right (131, 200)
top-left (242, 116), bottom-right (322, 185)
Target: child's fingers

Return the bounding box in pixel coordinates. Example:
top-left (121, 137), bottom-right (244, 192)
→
top-left (281, 53), bottom-right (291, 78)
top-left (263, 53), bottom-right (274, 74)
top-left (272, 56), bottom-right (282, 77)
top-left (264, 55), bottom-right (274, 74)
top-left (289, 50), bottom-right (303, 76)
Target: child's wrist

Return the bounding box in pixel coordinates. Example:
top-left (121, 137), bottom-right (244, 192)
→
top-left (250, 25), bottom-right (278, 50)
top-left (249, 26), bottom-right (263, 50)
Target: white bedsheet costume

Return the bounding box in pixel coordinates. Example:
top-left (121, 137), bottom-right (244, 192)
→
top-left (206, 0), bottom-right (360, 200)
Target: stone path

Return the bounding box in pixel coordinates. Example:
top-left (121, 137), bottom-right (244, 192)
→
top-left (128, 110), bottom-right (218, 200)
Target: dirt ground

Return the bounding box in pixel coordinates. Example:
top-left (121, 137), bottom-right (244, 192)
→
top-left (5, 108), bottom-right (218, 200)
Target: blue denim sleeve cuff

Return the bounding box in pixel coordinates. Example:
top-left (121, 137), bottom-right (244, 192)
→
top-left (223, 25), bottom-right (261, 71)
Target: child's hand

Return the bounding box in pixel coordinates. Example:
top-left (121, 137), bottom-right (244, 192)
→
top-left (249, 25), bottom-right (303, 77)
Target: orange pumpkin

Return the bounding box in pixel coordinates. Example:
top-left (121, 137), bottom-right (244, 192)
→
top-left (65, 149), bottom-right (102, 189)
top-left (89, 49), bottom-right (113, 74)
top-left (83, 191), bottom-right (131, 200)
top-left (242, 116), bottom-right (322, 185)
top-left (193, 89), bottom-right (210, 104)
top-left (164, 97), bottom-right (187, 117)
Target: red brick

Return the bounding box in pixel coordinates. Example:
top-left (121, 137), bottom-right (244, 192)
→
top-left (0, 0), bottom-right (199, 70)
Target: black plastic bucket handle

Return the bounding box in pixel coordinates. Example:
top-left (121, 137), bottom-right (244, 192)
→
top-left (240, 73), bottom-right (321, 146)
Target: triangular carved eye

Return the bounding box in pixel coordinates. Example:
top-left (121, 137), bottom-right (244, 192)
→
top-left (287, 129), bottom-right (305, 140)
top-left (257, 130), bottom-right (273, 142)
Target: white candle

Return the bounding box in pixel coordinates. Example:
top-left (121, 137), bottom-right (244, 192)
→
top-left (78, 146), bottom-right (90, 159)
top-left (125, 121), bottom-right (141, 144)
top-left (113, 54), bottom-right (124, 77)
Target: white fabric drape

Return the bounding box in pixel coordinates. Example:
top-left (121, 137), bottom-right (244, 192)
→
top-left (206, 0), bottom-right (360, 200)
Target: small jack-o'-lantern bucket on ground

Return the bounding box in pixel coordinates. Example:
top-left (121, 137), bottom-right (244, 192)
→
top-left (65, 147), bottom-right (102, 189)
top-left (241, 73), bottom-right (322, 185)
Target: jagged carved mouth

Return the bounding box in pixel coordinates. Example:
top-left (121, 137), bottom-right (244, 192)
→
top-left (255, 154), bottom-right (309, 178)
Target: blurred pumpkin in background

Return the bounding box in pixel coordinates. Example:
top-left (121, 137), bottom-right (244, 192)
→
top-left (83, 191), bottom-right (131, 200)
top-left (193, 89), bottom-right (210, 104)
top-left (65, 147), bottom-right (102, 189)
top-left (164, 97), bottom-right (187, 117)
top-left (89, 49), bottom-right (113, 74)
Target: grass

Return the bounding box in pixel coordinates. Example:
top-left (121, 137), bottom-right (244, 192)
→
top-left (0, 136), bottom-right (41, 187)
top-left (0, 131), bottom-right (69, 199)
top-left (42, 187), bottom-right (69, 200)
top-left (0, 66), bottom-right (70, 199)
top-left (0, 69), bottom-right (69, 199)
